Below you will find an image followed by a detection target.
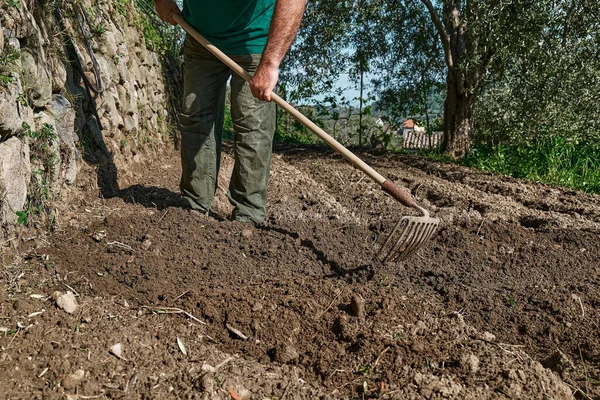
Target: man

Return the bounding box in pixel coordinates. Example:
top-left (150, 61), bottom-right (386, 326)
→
top-left (154, 0), bottom-right (305, 224)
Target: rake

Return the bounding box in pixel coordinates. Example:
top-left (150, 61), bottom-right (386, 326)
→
top-left (173, 14), bottom-right (440, 262)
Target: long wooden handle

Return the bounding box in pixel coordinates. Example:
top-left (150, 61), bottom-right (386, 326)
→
top-left (173, 14), bottom-right (420, 209)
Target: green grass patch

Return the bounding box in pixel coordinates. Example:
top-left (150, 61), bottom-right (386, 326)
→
top-left (462, 137), bottom-right (600, 194)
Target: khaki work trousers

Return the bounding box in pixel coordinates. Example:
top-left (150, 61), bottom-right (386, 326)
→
top-left (179, 35), bottom-right (276, 223)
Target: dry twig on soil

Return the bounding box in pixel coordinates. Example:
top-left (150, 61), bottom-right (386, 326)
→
top-left (106, 241), bottom-right (135, 252)
top-left (374, 346), bottom-right (391, 368)
top-left (157, 209), bottom-right (169, 224)
top-left (78, 392), bottom-right (106, 399)
top-left (226, 323), bottom-right (249, 340)
top-left (61, 282), bottom-right (80, 297)
top-left (216, 355), bottom-right (235, 370)
top-left (142, 306), bottom-right (207, 325)
top-left (318, 288), bottom-right (344, 319)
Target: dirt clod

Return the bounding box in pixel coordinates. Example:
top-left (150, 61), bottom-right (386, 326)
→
top-left (350, 295), bottom-right (365, 319)
top-left (271, 342), bottom-right (299, 364)
top-left (543, 349), bottom-right (575, 378)
top-left (63, 369), bottom-right (85, 390)
top-left (460, 353), bottom-right (480, 374)
top-left (12, 299), bottom-right (24, 311)
top-left (200, 373), bottom-right (215, 392)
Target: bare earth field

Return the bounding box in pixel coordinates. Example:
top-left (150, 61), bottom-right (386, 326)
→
top-left (1, 144), bottom-right (599, 399)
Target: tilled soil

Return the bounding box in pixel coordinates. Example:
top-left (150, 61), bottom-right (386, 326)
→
top-left (1, 144), bottom-right (599, 399)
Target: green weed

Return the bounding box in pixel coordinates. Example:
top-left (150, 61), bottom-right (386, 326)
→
top-left (17, 123), bottom-right (58, 227)
top-left (0, 45), bottom-right (20, 87)
top-left (115, 0), bottom-right (129, 17)
top-left (7, 0), bottom-right (21, 9)
top-left (358, 364), bottom-right (373, 375)
top-left (15, 211), bottom-right (28, 225)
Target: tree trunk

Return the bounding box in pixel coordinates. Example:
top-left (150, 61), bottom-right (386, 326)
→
top-left (423, 83), bottom-right (431, 149)
top-left (359, 69), bottom-right (364, 147)
top-left (442, 70), bottom-right (474, 158)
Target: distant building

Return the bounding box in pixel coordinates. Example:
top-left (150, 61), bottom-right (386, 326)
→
top-left (401, 119), bottom-right (442, 149)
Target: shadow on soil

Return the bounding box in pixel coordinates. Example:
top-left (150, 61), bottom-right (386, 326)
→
top-left (115, 185), bottom-right (181, 210)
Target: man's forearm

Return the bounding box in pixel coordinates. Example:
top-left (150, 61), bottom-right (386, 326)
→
top-left (261, 0), bottom-right (306, 68)
top-left (249, 0), bottom-right (305, 101)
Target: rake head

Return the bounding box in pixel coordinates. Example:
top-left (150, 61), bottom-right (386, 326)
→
top-left (378, 179), bottom-right (440, 262)
top-left (378, 210), bottom-right (440, 262)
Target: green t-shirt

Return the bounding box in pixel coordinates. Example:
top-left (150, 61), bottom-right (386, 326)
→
top-left (183, 0), bottom-right (275, 55)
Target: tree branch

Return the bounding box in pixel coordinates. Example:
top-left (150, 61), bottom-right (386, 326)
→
top-left (418, 0), bottom-right (453, 69)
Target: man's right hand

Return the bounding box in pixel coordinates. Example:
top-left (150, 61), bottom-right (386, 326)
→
top-left (154, 0), bottom-right (181, 25)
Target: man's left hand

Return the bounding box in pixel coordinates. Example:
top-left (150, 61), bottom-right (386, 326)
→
top-left (249, 63), bottom-right (279, 102)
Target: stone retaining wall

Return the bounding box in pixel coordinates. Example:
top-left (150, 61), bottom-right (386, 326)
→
top-left (0, 0), bottom-right (177, 227)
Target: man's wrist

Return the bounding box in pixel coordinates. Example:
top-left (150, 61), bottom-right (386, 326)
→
top-left (260, 57), bottom-right (280, 70)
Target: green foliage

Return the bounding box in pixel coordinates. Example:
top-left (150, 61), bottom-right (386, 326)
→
top-left (6, 0), bottom-right (21, 9)
top-left (474, 0), bottom-right (600, 148)
top-left (140, 17), bottom-right (164, 52)
top-left (0, 45), bottom-right (20, 88)
top-left (222, 104), bottom-right (235, 141)
top-left (463, 138), bottom-right (600, 194)
top-left (359, 364), bottom-right (373, 376)
top-left (114, 0), bottom-right (129, 17)
top-left (287, 0), bottom-right (600, 157)
top-left (0, 74), bottom-right (13, 87)
top-left (275, 105), bottom-right (328, 145)
top-left (15, 211), bottom-right (28, 225)
top-left (17, 123), bottom-right (58, 226)
top-left (23, 122), bottom-right (58, 153)
top-left (133, 0), bottom-right (184, 59)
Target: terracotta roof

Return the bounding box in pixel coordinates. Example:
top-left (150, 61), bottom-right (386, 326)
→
top-left (403, 119), bottom-right (415, 129)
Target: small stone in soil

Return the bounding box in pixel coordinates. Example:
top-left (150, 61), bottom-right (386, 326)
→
top-left (241, 229), bottom-right (253, 238)
top-left (54, 292), bottom-right (79, 314)
top-left (63, 369), bottom-right (85, 390)
top-left (110, 343), bottom-right (123, 358)
top-left (200, 373), bottom-right (215, 392)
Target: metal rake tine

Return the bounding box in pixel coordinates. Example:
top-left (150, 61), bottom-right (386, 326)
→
top-left (410, 222), bottom-right (439, 256)
top-left (407, 222), bottom-right (438, 257)
top-left (392, 221), bottom-right (425, 262)
top-left (379, 217), bottom-right (405, 259)
top-left (383, 219), bottom-right (414, 263)
top-left (387, 219), bottom-right (424, 263)
top-left (425, 222), bottom-right (439, 242)
top-left (389, 221), bottom-right (423, 262)
top-left (389, 220), bottom-right (440, 262)
top-left (379, 217), bottom-right (407, 261)
top-left (390, 220), bottom-right (429, 262)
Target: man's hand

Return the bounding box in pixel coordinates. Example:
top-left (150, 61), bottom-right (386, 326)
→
top-left (248, 0), bottom-right (305, 101)
top-left (249, 63), bottom-right (279, 102)
top-left (154, 0), bottom-right (181, 26)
